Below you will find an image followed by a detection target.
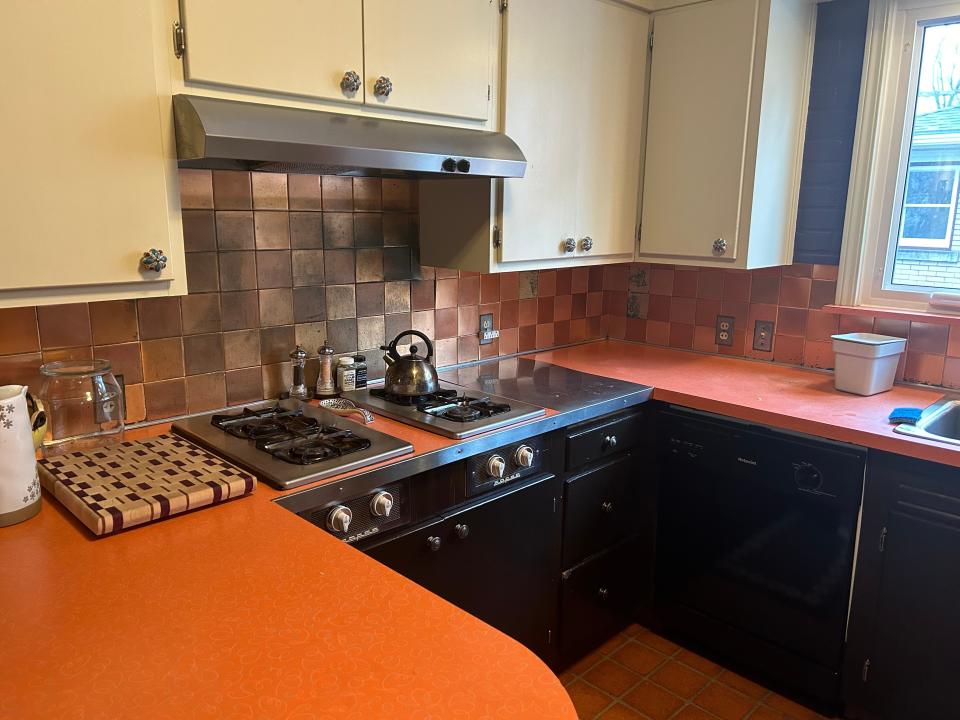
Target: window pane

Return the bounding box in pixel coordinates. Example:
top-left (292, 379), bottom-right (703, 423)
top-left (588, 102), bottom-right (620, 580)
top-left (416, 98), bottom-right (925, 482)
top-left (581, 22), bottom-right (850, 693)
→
top-left (905, 168), bottom-right (955, 204)
top-left (903, 206), bottom-right (951, 239)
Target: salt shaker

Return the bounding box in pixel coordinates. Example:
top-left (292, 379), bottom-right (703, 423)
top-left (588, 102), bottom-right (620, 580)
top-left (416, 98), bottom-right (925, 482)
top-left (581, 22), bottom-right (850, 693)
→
top-left (316, 344), bottom-right (336, 397)
top-left (288, 346), bottom-right (309, 400)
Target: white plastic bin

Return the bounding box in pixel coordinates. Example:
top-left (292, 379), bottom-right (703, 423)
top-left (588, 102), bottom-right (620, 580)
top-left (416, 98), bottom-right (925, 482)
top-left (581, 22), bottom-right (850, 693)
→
top-left (831, 332), bottom-right (907, 396)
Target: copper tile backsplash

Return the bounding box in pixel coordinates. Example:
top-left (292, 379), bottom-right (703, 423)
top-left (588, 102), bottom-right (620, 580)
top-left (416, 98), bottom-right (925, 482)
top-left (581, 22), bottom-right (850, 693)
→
top-left (0, 170), bottom-right (605, 423)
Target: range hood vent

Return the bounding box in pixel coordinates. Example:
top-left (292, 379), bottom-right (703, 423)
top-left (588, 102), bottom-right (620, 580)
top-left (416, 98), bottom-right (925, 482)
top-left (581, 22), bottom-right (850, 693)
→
top-left (173, 94), bottom-right (526, 178)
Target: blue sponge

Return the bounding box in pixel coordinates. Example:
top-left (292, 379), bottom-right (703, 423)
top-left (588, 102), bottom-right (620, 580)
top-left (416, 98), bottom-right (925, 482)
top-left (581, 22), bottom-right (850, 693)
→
top-left (889, 408), bottom-right (923, 424)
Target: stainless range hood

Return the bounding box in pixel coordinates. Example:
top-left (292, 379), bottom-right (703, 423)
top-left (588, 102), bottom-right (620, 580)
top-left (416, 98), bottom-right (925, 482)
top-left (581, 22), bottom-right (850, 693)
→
top-left (173, 94), bottom-right (526, 178)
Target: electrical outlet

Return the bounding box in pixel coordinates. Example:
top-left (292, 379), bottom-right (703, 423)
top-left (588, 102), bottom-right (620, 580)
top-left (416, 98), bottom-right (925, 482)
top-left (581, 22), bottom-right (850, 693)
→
top-left (716, 315), bottom-right (735, 346)
top-left (753, 320), bottom-right (775, 352)
top-left (478, 313), bottom-right (499, 345)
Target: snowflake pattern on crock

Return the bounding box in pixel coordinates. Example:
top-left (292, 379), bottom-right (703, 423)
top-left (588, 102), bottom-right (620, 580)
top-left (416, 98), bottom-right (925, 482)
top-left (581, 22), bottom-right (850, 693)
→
top-left (0, 403), bottom-right (11, 431)
top-left (22, 474), bottom-right (40, 505)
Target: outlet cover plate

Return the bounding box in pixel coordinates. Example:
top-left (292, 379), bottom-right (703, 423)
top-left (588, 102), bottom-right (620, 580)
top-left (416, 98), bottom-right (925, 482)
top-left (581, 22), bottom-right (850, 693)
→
top-left (479, 313), bottom-right (499, 345)
top-left (716, 315), bottom-right (735, 346)
top-left (753, 320), bottom-right (774, 352)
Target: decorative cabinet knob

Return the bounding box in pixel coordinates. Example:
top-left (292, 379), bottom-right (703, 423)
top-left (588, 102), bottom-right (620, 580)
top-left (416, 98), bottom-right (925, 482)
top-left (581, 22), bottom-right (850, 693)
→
top-left (580, 237), bottom-right (594, 252)
top-left (442, 157), bottom-right (457, 172)
top-left (326, 505), bottom-right (353, 533)
top-left (340, 70), bottom-right (361, 93)
top-left (598, 587), bottom-right (610, 600)
top-left (563, 238), bottom-right (577, 254)
top-left (140, 248), bottom-right (167, 273)
top-left (370, 491), bottom-right (394, 518)
top-left (603, 435), bottom-right (618, 449)
top-left (712, 237), bottom-right (727, 256)
top-left (601, 501), bottom-right (614, 513)
top-left (455, 523), bottom-right (470, 540)
top-left (456, 159), bottom-right (471, 173)
top-left (428, 535), bottom-right (442, 551)
top-left (374, 76), bottom-right (393, 98)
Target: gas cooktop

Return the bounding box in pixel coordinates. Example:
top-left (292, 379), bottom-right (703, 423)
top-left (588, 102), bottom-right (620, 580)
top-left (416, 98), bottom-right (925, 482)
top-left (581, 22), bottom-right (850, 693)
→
top-left (172, 400), bottom-right (413, 490)
top-left (342, 383), bottom-right (546, 439)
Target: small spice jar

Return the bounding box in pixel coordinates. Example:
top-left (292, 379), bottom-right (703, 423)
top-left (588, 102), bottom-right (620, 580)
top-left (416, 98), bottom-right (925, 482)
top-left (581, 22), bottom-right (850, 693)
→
top-left (352, 354), bottom-right (368, 389)
top-left (336, 356), bottom-right (356, 392)
top-left (316, 344), bottom-right (336, 397)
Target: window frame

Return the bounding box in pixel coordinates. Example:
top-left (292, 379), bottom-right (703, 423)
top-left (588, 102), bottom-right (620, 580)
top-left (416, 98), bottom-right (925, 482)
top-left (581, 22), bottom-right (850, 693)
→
top-left (898, 163), bottom-right (960, 249)
top-left (840, 0), bottom-right (960, 311)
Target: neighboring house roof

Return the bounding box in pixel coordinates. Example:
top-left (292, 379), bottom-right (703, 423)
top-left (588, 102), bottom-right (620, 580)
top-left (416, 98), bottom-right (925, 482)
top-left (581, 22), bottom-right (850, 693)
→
top-left (915, 105), bottom-right (960, 135)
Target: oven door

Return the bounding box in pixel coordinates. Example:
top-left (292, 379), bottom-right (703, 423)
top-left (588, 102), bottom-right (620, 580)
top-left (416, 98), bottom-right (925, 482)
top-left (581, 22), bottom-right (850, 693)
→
top-left (656, 408), bottom-right (864, 674)
top-left (363, 473), bottom-right (561, 661)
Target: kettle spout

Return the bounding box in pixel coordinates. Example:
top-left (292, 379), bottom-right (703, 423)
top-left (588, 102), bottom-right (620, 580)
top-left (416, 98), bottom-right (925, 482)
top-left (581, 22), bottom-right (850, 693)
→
top-left (381, 346), bottom-right (395, 366)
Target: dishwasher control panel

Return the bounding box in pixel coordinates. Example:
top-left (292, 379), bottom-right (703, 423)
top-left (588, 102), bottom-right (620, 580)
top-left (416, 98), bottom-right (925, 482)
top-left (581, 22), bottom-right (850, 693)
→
top-left (466, 435), bottom-right (549, 497)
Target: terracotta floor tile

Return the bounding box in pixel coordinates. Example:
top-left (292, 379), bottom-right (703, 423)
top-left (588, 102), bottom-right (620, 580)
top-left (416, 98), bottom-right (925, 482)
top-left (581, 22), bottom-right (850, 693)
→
top-left (636, 630), bottom-right (680, 655)
top-left (694, 683), bottom-right (754, 720)
top-left (676, 649), bottom-right (723, 677)
top-left (598, 703), bottom-right (647, 720)
top-left (718, 670), bottom-right (768, 700)
top-left (612, 642), bottom-right (668, 675)
top-left (584, 660), bottom-right (642, 696)
top-left (570, 650), bottom-right (606, 675)
top-left (622, 624), bottom-right (643, 638)
top-left (674, 706), bottom-right (721, 720)
top-left (650, 661), bottom-right (710, 699)
top-left (559, 671), bottom-right (577, 686)
top-left (622, 681), bottom-right (685, 720)
top-left (598, 632), bottom-right (631, 655)
top-left (747, 707), bottom-right (787, 720)
top-left (763, 695), bottom-right (825, 720)
top-left (567, 679), bottom-right (613, 719)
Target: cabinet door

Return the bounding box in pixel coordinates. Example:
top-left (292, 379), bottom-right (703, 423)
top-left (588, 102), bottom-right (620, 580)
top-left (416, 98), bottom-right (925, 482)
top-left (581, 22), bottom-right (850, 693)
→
top-left (573, 1), bottom-right (648, 259)
top-left (639, 0), bottom-right (758, 261)
top-left (180, 0), bottom-right (364, 103)
top-left (499, 0), bottom-right (582, 263)
top-left (1, 1), bottom-right (177, 293)
top-left (363, 0), bottom-right (493, 120)
top-left (845, 451), bottom-right (960, 720)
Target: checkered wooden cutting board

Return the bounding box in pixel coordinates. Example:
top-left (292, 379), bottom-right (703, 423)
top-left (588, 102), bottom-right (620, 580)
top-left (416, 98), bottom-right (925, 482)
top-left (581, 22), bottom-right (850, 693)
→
top-left (38, 435), bottom-right (256, 536)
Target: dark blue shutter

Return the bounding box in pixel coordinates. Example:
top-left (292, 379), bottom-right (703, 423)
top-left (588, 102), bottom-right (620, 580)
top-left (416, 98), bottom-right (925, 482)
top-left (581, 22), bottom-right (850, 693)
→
top-left (792, 0), bottom-right (870, 265)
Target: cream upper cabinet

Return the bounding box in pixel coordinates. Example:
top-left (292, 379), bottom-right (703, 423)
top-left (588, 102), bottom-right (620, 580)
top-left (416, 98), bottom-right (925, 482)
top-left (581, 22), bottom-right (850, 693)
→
top-left (497, 0), bottom-right (648, 266)
top-left (637, 0), bottom-right (815, 269)
top-left (363, 0), bottom-right (493, 120)
top-left (0, 0), bottom-right (184, 308)
top-left (179, 0), bottom-right (364, 104)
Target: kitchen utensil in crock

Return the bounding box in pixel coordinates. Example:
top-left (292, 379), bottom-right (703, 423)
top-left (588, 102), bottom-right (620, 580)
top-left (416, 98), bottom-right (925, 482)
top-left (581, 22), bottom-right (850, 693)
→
top-left (380, 330), bottom-right (440, 396)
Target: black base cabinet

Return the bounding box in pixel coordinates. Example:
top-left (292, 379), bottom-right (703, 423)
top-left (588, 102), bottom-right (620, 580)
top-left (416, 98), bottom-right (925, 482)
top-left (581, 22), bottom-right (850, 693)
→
top-left (844, 451), bottom-right (960, 720)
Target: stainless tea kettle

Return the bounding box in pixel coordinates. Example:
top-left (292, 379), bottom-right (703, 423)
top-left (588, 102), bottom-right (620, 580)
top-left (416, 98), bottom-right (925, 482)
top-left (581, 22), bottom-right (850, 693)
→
top-left (381, 330), bottom-right (440, 396)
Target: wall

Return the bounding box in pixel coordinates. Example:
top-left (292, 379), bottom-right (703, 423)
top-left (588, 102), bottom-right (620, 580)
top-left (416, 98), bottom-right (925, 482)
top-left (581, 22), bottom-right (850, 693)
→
top-left (0, 170), bottom-right (605, 423)
top-left (601, 261), bottom-right (960, 389)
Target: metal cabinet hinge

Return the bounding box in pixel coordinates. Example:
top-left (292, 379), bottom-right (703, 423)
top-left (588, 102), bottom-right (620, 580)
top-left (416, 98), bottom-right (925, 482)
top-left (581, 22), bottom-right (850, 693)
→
top-left (172, 21), bottom-right (186, 59)
top-left (862, 658), bottom-right (871, 683)
top-left (499, 0), bottom-right (508, 13)
top-left (648, 30), bottom-right (654, 50)
top-left (553, 497), bottom-right (558, 513)
top-left (493, 225), bottom-right (501, 248)
top-left (547, 629), bottom-right (552, 644)
top-left (487, 84), bottom-right (491, 101)
top-left (879, 526), bottom-right (887, 552)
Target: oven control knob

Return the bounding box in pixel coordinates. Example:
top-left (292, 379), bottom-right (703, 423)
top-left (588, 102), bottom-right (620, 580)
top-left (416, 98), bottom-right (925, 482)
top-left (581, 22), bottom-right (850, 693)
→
top-left (514, 445), bottom-right (535, 468)
top-left (794, 462), bottom-right (823, 491)
top-left (370, 491), bottom-right (394, 518)
top-left (326, 505), bottom-right (353, 533)
top-left (486, 454), bottom-right (506, 478)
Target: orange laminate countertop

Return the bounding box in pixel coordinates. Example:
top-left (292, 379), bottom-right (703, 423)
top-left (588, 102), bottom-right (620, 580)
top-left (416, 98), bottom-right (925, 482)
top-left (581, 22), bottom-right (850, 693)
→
top-left (533, 340), bottom-right (960, 466)
top-left (0, 410), bottom-right (575, 720)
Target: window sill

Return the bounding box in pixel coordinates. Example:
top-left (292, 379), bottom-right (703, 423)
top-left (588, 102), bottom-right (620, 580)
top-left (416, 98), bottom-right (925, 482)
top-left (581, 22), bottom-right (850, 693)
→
top-left (823, 304), bottom-right (960, 326)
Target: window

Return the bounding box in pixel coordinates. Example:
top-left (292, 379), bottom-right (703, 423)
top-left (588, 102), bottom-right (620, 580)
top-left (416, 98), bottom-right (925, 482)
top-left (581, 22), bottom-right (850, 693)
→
top-left (844, 2), bottom-right (960, 310)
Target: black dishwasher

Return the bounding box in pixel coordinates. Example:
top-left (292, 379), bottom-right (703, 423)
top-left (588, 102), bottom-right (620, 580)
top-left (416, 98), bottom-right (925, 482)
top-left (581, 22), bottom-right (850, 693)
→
top-left (656, 406), bottom-right (865, 709)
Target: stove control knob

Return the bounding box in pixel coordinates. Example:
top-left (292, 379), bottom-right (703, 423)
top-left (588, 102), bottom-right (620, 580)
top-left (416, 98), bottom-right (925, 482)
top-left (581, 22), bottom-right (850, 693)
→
top-left (370, 491), bottom-right (394, 518)
top-left (514, 445), bottom-right (535, 468)
top-left (486, 454), bottom-right (506, 479)
top-left (326, 505), bottom-right (353, 533)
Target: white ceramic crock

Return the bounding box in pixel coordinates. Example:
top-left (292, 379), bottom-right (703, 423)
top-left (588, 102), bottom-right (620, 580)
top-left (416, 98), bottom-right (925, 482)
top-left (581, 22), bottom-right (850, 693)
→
top-left (0, 385), bottom-right (41, 527)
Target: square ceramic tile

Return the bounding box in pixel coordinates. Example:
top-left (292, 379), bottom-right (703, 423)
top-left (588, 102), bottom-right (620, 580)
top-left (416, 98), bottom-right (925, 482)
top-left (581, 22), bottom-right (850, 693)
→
top-left (182, 210), bottom-right (217, 252)
top-left (178, 169), bottom-right (214, 209)
top-left (353, 178), bottom-right (382, 212)
top-left (385, 281), bottom-right (411, 314)
top-left (292, 249), bottom-right (325, 287)
top-left (136, 298), bottom-right (181, 340)
top-left (144, 379), bottom-right (187, 420)
top-left (251, 172), bottom-right (288, 210)
top-left (258, 288), bottom-right (294, 327)
top-left (183, 333), bottom-right (224, 376)
top-left (384, 213), bottom-right (417, 246)
top-left (186, 372), bottom-right (227, 413)
top-left (220, 291), bottom-right (260, 331)
top-left (325, 284), bottom-right (357, 320)
top-left (254, 210), bottom-right (290, 249)
top-left (212, 170), bottom-right (251, 209)
top-left (356, 282), bottom-right (386, 317)
top-left (88, 301), bottom-right (138, 346)
top-left (180, 294), bottom-right (222, 336)
top-left (259, 325), bottom-right (296, 365)
top-left (354, 213), bottom-right (384, 248)
top-left (321, 176), bottom-right (353, 211)
top-left (323, 212), bottom-right (354, 248)
top-left (215, 211), bottom-right (255, 250)
top-left (255, 250), bottom-right (292, 289)
top-left (293, 286), bottom-right (327, 324)
top-left (218, 251), bottom-right (258, 291)
top-left (325, 249), bottom-right (356, 284)
top-left (289, 212), bottom-right (324, 249)
top-left (288, 175), bottom-right (323, 210)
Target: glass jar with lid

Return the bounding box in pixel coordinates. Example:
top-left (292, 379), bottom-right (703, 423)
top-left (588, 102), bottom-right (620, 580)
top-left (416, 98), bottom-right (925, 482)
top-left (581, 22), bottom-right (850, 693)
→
top-left (38, 359), bottom-right (124, 457)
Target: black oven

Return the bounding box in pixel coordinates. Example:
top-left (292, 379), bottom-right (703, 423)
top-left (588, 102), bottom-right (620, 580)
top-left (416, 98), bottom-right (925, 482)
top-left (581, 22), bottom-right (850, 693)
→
top-left (655, 406), bottom-right (865, 710)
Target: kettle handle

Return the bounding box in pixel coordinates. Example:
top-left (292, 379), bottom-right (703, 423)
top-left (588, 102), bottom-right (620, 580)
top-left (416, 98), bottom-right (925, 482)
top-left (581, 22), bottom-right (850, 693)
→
top-left (387, 330), bottom-right (434, 362)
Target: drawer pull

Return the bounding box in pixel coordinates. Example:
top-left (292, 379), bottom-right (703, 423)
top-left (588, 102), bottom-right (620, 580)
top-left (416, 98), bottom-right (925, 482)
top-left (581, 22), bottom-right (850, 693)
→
top-left (427, 536), bottom-right (442, 551)
top-left (603, 435), bottom-right (618, 449)
top-left (455, 523), bottom-right (470, 540)
top-left (598, 587), bottom-right (609, 600)
top-left (601, 501), bottom-right (614, 513)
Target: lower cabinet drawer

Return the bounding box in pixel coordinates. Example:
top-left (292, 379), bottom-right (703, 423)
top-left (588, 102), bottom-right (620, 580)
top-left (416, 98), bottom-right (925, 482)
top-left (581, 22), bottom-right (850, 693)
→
top-left (565, 409), bottom-right (646, 470)
top-left (563, 452), bottom-right (647, 568)
top-left (559, 538), bottom-right (644, 668)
